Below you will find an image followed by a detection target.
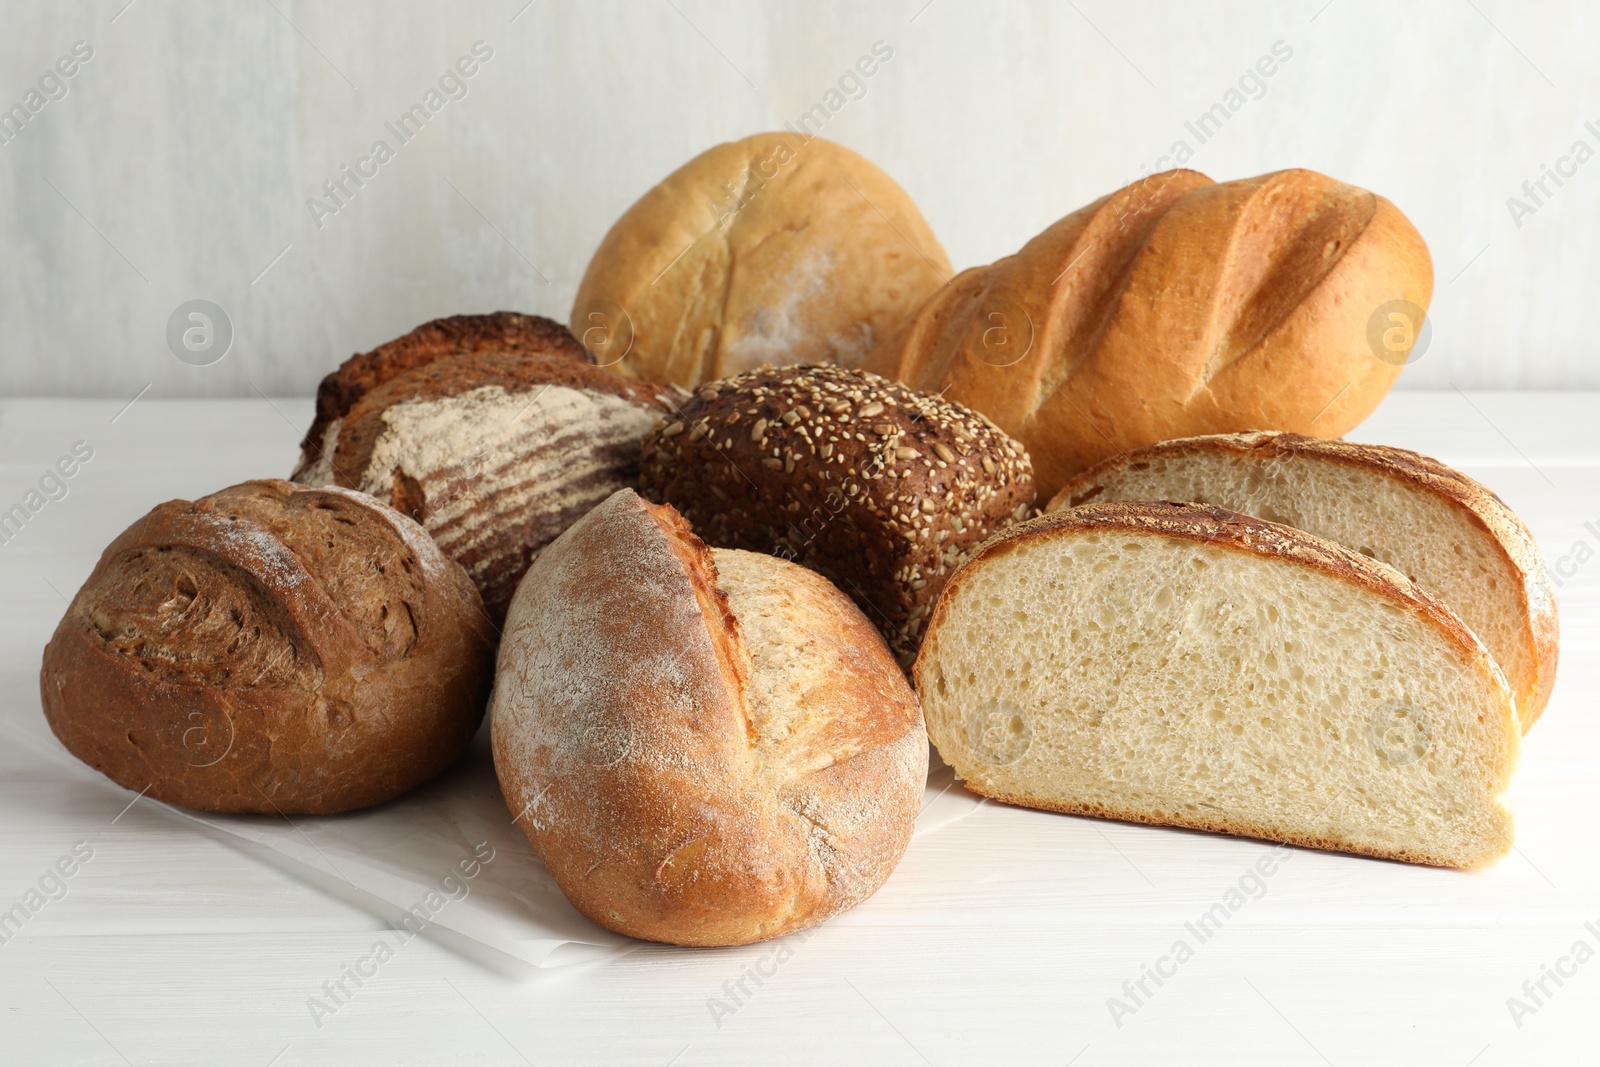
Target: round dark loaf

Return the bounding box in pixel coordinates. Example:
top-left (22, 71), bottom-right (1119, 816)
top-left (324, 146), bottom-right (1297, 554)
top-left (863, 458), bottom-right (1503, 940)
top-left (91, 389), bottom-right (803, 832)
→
top-left (638, 364), bottom-right (1036, 663)
top-left (39, 479), bottom-right (495, 815)
top-left (292, 313), bottom-right (676, 623)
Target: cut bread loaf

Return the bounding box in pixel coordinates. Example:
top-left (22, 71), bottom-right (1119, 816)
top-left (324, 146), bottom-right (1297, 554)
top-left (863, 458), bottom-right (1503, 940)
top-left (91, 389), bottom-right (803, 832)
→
top-left (292, 313), bottom-right (672, 623)
top-left (914, 502), bottom-right (1519, 869)
top-left (490, 489), bottom-right (927, 946)
top-left (1050, 432), bottom-right (1558, 729)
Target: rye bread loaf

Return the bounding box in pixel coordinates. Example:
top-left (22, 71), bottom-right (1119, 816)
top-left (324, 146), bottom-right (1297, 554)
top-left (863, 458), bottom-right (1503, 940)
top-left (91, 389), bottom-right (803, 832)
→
top-left (915, 501), bottom-right (1519, 869)
top-left (292, 313), bottom-right (674, 623)
top-left (40, 479), bottom-right (495, 815)
top-left (571, 132), bottom-right (952, 389)
top-left (1050, 431), bottom-right (1559, 729)
top-left (490, 489), bottom-right (927, 946)
top-left (874, 168), bottom-right (1434, 500)
top-left (638, 364), bottom-right (1036, 664)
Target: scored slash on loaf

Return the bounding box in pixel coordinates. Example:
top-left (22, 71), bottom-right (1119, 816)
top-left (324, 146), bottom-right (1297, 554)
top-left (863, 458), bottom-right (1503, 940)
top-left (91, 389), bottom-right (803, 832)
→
top-left (292, 312), bottom-right (675, 623)
top-left (639, 364), bottom-right (1036, 664)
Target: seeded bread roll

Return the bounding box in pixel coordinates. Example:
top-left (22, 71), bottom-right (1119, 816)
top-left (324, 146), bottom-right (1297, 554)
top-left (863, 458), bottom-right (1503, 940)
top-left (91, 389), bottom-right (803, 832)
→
top-left (491, 489), bottom-right (927, 946)
top-left (292, 313), bottom-right (674, 623)
top-left (638, 364), bottom-right (1035, 663)
top-left (40, 479), bottom-right (495, 815)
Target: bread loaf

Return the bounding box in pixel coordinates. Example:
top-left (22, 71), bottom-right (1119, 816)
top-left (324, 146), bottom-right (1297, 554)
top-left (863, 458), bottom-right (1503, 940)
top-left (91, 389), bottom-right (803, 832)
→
top-left (490, 489), bottom-right (927, 946)
top-left (1050, 431), bottom-right (1558, 729)
top-left (875, 168), bottom-right (1434, 499)
top-left (292, 313), bottom-right (673, 623)
top-left (915, 501), bottom-right (1519, 869)
top-left (638, 364), bottom-right (1035, 664)
top-left (40, 480), bottom-right (494, 815)
top-left (571, 132), bottom-right (952, 389)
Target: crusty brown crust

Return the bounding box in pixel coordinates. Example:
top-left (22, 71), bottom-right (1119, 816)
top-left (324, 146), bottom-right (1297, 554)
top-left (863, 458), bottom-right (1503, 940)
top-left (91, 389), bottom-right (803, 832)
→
top-left (638, 364), bottom-right (1035, 664)
top-left (490, 490), bottom-right (926, 946)
top-left (879, 168), bottom-right (1434, 500)
top-left (39, 480), bottom-right (495, 815)
top-left (297, 312), bottom-right (592, 474)
top-left (294, 325), bottom-right (674, 624)
top-left (1050, 431), bottom-right (1559, 728)
top-left (571, 132), bottom-right (952, 389)
top-left (914, 500), bottom-right (1519, 869)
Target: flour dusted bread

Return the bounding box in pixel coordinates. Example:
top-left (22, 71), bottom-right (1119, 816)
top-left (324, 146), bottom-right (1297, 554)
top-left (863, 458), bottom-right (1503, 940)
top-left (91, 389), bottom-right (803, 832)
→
top-left (877, 168), bottom-right (1433, 499)
top-left (490, 489), bottom-right (927, 946)
top-left (1051, 432), bottom-right (1558, 728)
top-left (40, 480), bottom-right (494, 815)
top-left (639, 364), bottom-right (1035, 664)
top-left (915, 502), bottom-right (1519, 868)
top-left (292, 312), bottom-right (672, 623)
top-left (571, 132), bottom-right (951, 389)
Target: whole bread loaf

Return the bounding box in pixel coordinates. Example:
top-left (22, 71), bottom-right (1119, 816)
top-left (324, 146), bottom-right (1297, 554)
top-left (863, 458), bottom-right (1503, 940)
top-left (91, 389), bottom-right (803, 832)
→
top-left (571, 132), bottom-right (952, 389)
top-left (491, 489), bottom-right (927, 945)
top-left (1050, 431), bottom-right (1559, 729)
top-left (40, 480), bottom-right (495, 814)
top-left (874, 168), bottom-right (1433, 499)
top-left (293, 313), bottom-right (673, 623)
top-left (638, 364), bottom-right (1035, 664)
top-left (915, 501), bottom-right (1519, 869)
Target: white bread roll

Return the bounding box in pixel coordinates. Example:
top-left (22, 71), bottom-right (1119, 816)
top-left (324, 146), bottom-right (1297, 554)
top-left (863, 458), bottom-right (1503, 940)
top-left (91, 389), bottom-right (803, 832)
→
top-left (490, 489), bottom-right (927, 946)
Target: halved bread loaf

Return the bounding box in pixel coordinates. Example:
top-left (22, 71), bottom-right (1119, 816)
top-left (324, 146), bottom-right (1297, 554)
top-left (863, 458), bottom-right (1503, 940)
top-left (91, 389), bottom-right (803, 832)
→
top-left (1049, 432), bottom-right (1558, 729)
top-left (914, 502), bottom-right (1520, 868)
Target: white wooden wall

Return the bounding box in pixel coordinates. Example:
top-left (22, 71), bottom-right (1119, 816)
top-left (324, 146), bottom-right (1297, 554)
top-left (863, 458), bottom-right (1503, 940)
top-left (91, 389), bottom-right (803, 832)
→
top-left (2, 0), bottom-right (1596, 398)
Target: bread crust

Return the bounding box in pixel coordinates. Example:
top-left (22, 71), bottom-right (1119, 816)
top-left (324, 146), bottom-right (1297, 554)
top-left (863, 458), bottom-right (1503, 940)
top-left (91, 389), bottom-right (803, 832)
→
top-left (638, 364), bottom-right (1035, 663)
top-left (298, 311), bottom-right (590, 468)
top-left (915, 500), bottom-right (1520, 869)
top-left (39, 480), bottom-right (495, 814)
top-left (880, 169), bottom-right (1434, 499)
top-left (489, 490), bottom-right (926, 946)
top-left (1050, 431), bottom-right (1559, 728)
top-left (293, 319), bottom-right (674, 623)
top-left (571, 132), bottom-right (952, 389)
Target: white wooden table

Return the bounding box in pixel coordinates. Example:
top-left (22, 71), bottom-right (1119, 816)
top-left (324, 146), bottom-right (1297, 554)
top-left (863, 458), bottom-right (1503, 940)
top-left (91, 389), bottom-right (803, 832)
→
top-left (1, 392), bottom-right (1596, 1066)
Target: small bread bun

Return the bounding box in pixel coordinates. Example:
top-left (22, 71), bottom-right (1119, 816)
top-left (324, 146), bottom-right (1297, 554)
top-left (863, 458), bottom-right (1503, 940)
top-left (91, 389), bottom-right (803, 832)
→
top-left (293, 313), bottom-right (674, 622)
top-left (639, 364), bottom-right (1035, 663)
top-left (570, 132), bottom-right (952, 389)
top-left (40, 479), bottom-right (495, 815)
top-left (490, 489), bottom-right (927, 946)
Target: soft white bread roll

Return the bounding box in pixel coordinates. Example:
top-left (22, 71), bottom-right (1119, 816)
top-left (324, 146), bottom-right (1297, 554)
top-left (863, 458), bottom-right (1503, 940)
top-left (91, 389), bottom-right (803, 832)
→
top-left (490, 489), bottom-right (927, 946)
top-left (915, 502), bottom-right (1519, 869)
top-left (1050, 432), bottom-right (1558, 729)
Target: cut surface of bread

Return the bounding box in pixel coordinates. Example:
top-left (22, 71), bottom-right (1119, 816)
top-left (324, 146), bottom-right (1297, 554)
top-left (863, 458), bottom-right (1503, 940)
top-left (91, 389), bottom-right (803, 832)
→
top-left (1050, 432), bottom-right (1558, 729)
top-left (914, 502), bottom-right (1519, 869)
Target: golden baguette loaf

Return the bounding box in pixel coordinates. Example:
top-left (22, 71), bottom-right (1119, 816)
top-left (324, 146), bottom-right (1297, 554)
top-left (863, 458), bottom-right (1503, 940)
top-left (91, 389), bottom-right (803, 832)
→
top-left (572, 132), bottom-right (951, 389)
top-left (1049, 432), bottom-right (1559, 729)
top-left (873, 168), bottom-right (1434, 499)
top-left (490, 490), bottom-right (927, 946)
top-left (914, 502), bottom-right (1519, 869)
